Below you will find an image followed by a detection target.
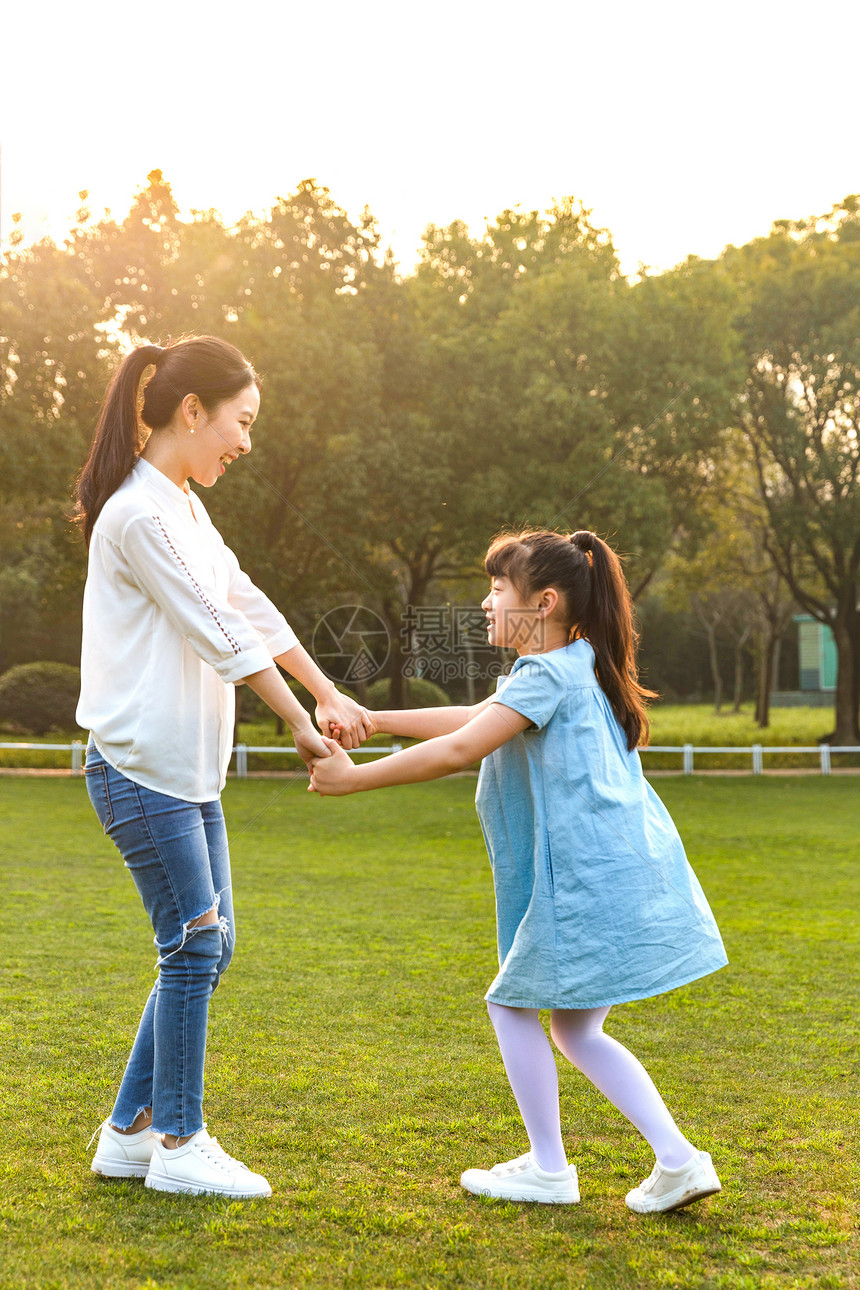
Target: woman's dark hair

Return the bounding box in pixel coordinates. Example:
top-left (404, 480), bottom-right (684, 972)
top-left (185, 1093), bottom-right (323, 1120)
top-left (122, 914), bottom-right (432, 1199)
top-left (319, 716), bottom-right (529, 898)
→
top-left (75, 335), bottom-right (260, 545)
top-left (485, 528), bottom-right (656, 750)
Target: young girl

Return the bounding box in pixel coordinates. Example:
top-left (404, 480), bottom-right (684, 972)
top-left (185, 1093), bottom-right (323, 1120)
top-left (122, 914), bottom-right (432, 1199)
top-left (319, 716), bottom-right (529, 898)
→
top-left (76, 335), bottom-right (369, 1198)
top-left (309, 529), bottom-right (727, 1213)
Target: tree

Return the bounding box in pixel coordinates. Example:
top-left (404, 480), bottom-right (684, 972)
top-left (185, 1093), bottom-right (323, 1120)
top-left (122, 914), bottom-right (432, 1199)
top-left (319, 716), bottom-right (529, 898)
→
top-left (750, 568), bottom-right (796, 727)
top-left (0, 202), bottom-right (114, 669)
top-left (332, 201), bottom-right (628, 703)
top-left (480, 249), bottom-right (742, 599)
top-left (664, 537), bottom-right (753, 716)
top-left (205, 184), bottom-right (391, 631)
top-left (727, 199), bottom-right (860, 743)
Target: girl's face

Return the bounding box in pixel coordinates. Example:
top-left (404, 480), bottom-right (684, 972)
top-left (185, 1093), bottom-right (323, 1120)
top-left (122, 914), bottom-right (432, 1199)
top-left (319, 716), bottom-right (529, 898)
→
top-left (188, 384), bottom-right (260, 488)
top-left (482, 575), bottom-right (544, 653)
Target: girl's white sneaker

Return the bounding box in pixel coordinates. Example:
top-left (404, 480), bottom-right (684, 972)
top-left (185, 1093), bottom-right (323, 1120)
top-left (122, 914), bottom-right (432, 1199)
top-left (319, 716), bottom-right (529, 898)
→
top-left (625, 1150), bottom-right (721, 1213)
top-left (145, 1129), bottom-right (272, 1198)
top-left (460, 1152), bottom-right (580, 1204)
top-left (90, 1121), bottom-right (159, 1179)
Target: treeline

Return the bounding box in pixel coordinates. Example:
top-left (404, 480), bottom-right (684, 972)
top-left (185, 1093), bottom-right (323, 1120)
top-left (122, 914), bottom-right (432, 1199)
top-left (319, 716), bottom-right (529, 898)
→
top-left (1, 174), bottom-right (858, 738)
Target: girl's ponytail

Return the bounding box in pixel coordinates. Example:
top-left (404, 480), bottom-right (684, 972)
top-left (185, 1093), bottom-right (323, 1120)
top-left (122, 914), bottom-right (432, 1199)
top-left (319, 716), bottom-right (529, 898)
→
top-left (75, 345), bottom-right (164, 546)
top-left (570, 530), bottom-right (655, 750)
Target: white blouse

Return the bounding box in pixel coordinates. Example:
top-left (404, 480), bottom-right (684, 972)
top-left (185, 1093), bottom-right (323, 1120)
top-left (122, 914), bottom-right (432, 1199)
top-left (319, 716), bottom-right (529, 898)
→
top-left (77, 458), bottom-right (298, 801)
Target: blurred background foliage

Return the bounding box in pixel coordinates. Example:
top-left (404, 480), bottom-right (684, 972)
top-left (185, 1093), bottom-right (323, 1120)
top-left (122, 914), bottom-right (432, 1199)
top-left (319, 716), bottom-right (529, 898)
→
top-left (1, 174), bottom-right (858, 736)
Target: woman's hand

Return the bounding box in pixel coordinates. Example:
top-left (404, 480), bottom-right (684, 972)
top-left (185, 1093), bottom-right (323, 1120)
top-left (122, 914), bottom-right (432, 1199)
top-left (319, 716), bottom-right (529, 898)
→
top-left (292, 724), bottom-right (332, 769)
top-left (315, 693), bottom-right (373, 749)
top-left (308, 737), bottom-right (359, 795)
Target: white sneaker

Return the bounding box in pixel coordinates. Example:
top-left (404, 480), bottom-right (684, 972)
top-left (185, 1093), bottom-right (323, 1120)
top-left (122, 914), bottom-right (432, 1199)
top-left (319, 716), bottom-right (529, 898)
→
top-left (460, 1152), bottom-right (580, 1204)
top-left (90, 1121), bottom-right (160, 1179)
top-left (145, 1130), bottom-right (272, 1199)
top-left (625, 1150), bottom-right (721, 1213)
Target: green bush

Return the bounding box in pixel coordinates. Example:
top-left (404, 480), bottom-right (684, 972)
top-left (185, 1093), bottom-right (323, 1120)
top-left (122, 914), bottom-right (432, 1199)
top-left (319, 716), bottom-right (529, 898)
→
top-left (366, 677), bottom-right (451, 709)
top-left (0, 662), bottom-right (82, 736)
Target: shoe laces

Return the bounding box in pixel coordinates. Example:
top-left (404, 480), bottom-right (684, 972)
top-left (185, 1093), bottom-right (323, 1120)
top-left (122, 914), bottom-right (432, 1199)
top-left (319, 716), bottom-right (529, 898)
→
top-left (193, 1130), bottom-right (247, 1173)
top-left (86, 1120), bottom-right (109, 1152)
top-left (193, 1143), bottom-right (243, 1174)
top-left (198, 1125), bottom-right (231, 1160)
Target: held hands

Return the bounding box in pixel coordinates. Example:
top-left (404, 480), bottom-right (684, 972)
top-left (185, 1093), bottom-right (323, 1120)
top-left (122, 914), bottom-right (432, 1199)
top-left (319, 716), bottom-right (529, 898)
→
top-left (307, 736), bottom-right (358, 795)
top-left (293, 724), bottom-right (333, 768)
top-left (308, 705), bottom-right (381, 796)
top-left (315, 693), bottom-right (375, 750)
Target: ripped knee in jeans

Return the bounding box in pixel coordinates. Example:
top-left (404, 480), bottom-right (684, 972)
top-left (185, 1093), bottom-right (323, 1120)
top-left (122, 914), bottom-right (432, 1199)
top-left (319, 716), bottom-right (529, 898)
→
top-left (157, 892), bottom-right (231, 967)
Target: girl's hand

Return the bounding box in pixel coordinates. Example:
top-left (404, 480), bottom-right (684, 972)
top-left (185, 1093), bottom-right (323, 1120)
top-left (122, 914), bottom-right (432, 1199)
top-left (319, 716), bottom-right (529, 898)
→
top-left (315, 693), bottom-right (373, 750)
top-left (293, 724), bottom-right (332, 769)
top-left (308, 737), bottom-right (359, 795)
top-left (328, 707), bottom-right (379, 746)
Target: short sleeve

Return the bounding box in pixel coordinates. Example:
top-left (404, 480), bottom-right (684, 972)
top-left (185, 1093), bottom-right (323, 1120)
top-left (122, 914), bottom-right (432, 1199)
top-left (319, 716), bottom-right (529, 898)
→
top-left (492, 657), bottom-right (566, 730)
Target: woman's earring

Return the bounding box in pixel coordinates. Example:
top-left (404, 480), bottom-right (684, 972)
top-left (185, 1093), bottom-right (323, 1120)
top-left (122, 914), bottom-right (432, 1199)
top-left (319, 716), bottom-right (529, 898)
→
top-left (190, 418), bottom-right (196, 435)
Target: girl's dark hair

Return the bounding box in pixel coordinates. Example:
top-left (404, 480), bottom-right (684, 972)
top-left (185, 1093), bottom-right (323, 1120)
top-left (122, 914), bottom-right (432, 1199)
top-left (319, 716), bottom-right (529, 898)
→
top-left (75, 335), bottom-right (260, 545)
top-left (485, 529), bottom-right (656, 750)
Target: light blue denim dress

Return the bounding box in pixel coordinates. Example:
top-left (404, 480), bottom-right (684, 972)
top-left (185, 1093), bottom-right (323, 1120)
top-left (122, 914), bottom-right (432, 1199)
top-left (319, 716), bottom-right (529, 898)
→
top-left (476, 641), bottom-right (727, 1009)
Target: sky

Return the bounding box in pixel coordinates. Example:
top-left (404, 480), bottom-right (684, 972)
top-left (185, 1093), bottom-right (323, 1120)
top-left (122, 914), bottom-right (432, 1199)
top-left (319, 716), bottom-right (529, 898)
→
top-left (1, 0), bottom-right (858, 276)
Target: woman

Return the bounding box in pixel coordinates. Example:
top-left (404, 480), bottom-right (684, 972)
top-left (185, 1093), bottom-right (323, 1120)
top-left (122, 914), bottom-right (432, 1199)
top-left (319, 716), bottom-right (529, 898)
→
top-left (77, 335), bottom-right (368, 1197)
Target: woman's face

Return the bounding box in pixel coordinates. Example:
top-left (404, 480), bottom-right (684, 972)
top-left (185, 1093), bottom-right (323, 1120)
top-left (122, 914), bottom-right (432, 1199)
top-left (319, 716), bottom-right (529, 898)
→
top-left (189, 383), bottom-right (260, 488)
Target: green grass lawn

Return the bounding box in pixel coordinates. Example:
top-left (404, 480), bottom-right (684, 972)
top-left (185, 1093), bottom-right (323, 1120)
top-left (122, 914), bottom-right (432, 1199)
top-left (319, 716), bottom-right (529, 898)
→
top-left (1, 776), bottom-right (858, 1289)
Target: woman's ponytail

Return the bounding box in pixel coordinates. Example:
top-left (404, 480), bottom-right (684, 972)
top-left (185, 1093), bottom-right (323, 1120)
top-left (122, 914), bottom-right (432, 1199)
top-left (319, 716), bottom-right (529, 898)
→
top-left (570, 530), bottom-right (655, 750)
top-left (75, 345), bottom-right (164, 546)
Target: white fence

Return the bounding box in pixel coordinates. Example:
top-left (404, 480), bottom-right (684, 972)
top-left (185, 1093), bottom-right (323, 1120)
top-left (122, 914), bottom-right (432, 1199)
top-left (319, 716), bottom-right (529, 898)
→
top-left (0, 740), bottom-right (87, 771)
top-left (643, 744), bottom-right (857, 774)
top-left (0, 741), bottom-right (857, 776)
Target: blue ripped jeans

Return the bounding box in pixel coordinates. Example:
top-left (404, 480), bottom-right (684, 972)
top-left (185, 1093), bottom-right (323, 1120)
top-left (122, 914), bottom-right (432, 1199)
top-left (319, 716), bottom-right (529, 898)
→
top-left (85, 744), bottom-right (235, 1137)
